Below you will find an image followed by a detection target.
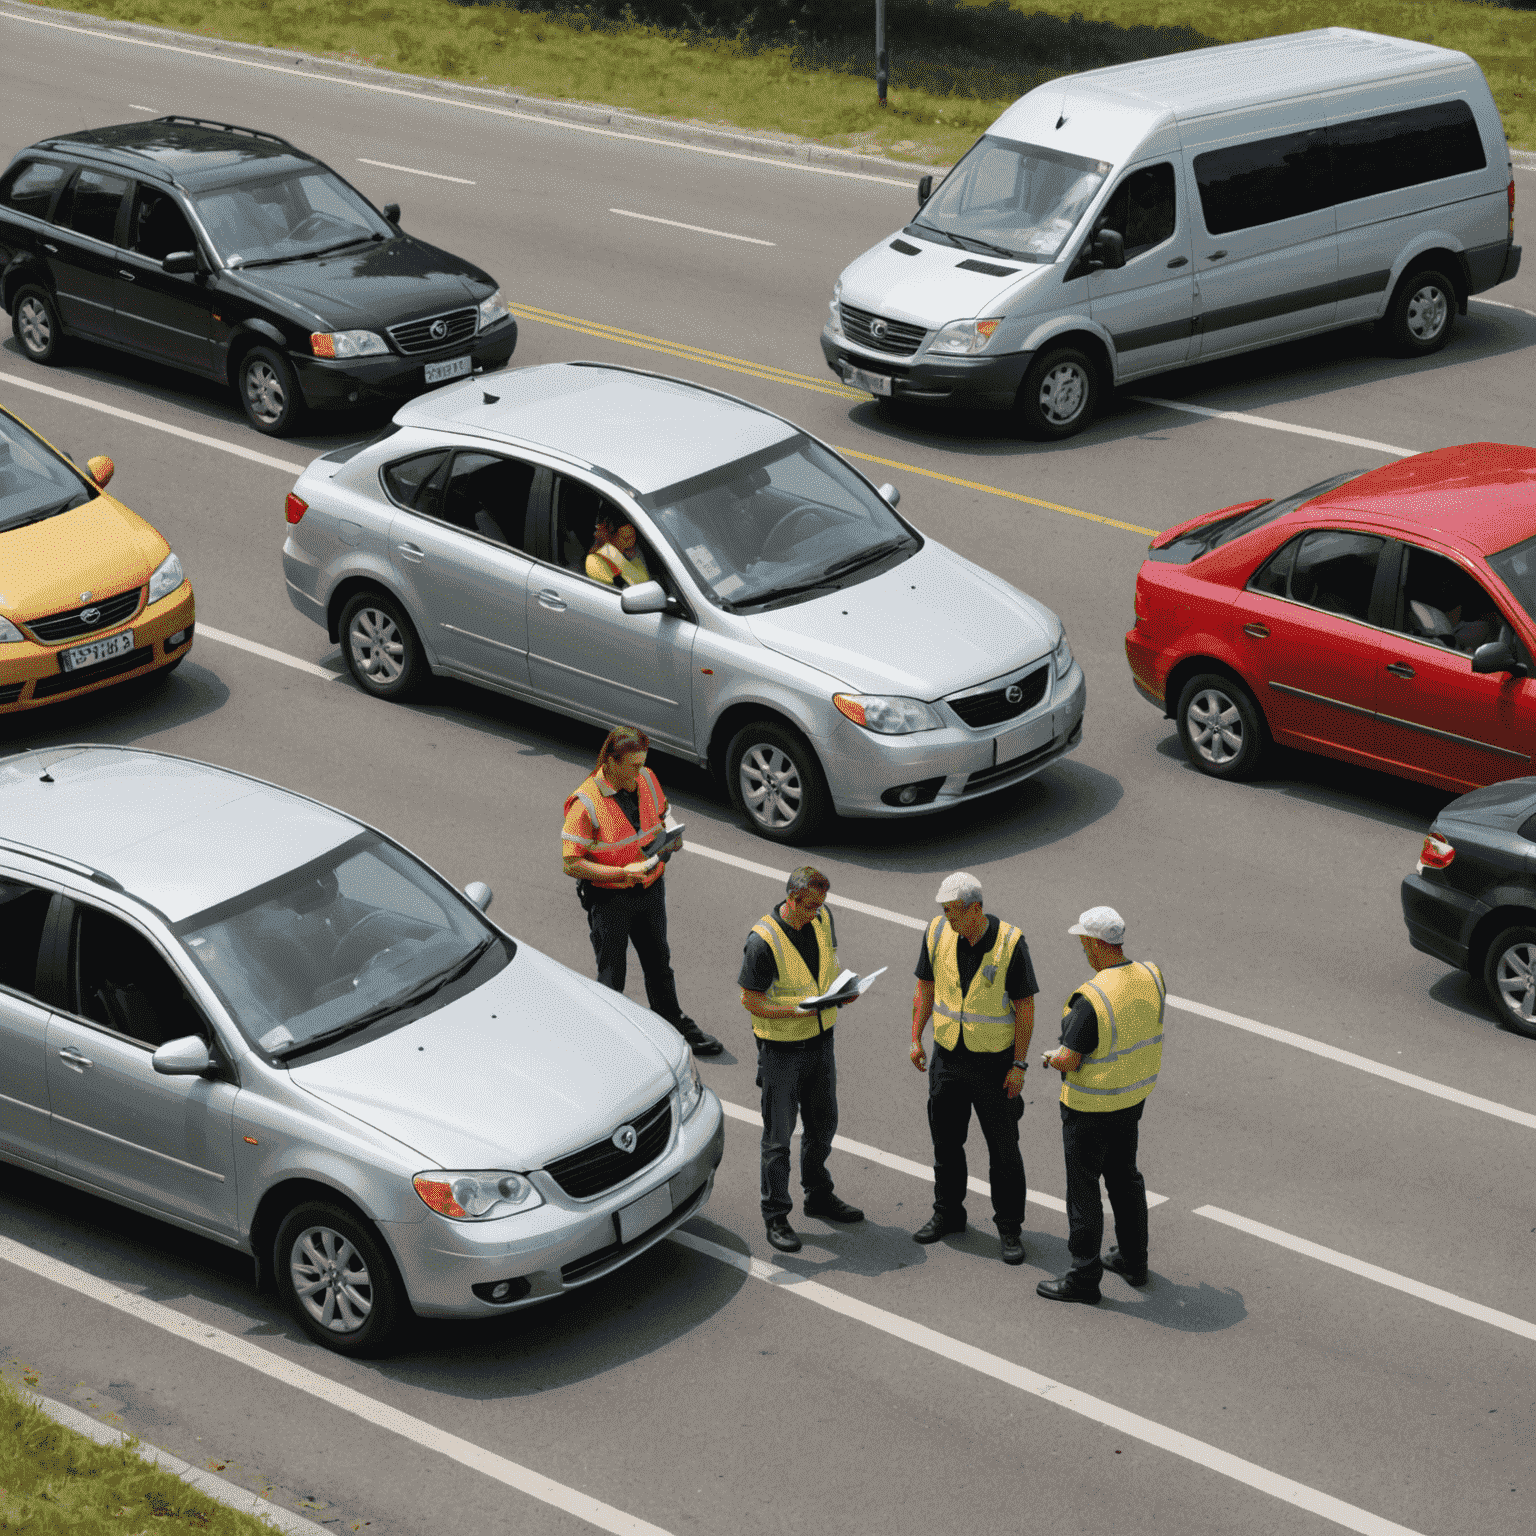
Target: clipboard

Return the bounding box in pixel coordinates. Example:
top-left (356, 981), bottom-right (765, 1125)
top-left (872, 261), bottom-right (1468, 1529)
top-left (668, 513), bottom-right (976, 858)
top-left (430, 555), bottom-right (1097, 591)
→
top-left (797, 966), bottom-right (887, 1012)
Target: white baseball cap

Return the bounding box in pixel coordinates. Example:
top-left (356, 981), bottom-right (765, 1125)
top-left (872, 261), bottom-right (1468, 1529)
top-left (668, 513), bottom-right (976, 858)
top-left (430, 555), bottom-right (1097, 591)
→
top-left (1069, 906), bottom-right (1125, 944)
top-left (935, 871), bottom-right (983, 906)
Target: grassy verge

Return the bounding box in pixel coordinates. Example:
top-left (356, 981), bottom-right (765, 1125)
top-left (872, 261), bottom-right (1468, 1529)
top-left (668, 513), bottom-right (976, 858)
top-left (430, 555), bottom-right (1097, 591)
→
top-left (0, 1372), bottom-right (279, 1535)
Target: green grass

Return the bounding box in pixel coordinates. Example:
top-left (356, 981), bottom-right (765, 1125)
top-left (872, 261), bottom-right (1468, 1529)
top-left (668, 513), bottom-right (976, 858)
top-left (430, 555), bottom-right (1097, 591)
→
top-left (0, 1372), bottom-right (281, 1535)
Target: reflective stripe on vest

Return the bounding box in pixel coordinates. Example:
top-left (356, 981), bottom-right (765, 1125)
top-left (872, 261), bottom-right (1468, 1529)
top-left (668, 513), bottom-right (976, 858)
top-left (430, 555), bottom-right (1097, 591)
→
top-left (747, 907), bottom-right (839, 1043)
top-left (927, 914), bottom-right (1021, 1054)
top-left (562, 768), bottom-right (665, 888)
top-left (1061, 960), bottom-right (1166, 1112)
top-left (592, 544), bottom-right (649, 588)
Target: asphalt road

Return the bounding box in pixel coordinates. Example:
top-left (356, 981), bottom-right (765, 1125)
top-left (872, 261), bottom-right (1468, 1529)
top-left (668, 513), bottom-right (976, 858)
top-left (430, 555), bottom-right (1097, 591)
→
top-left (3, 9), bottom-right (1536, 1536)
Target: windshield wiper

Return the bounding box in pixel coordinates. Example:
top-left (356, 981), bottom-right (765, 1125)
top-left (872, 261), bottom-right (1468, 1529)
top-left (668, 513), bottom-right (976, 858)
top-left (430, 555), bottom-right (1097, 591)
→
top-left (238, 235), bottom-right (379, 269)
top-left (950, 233), bottom-right (1020, 260)
top-left (910, 219), bottom-right (965, 250)
top-left (733, 576), bottom-right (844, 608)
top-left (2, 495), bottom-right (85, 532)
top-left (822, 537), bottom-right (913, 579)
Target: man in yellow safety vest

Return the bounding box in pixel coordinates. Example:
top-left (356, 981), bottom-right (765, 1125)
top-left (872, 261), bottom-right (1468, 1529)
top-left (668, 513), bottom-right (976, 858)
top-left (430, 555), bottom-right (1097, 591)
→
top-left (1037, 906), bottom-right (1165, 1304)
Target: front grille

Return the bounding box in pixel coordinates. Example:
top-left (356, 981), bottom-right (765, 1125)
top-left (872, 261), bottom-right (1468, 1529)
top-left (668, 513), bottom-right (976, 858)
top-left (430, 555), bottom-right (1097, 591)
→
top-left (26, 588), bottom-right (142, 644)
top-left (0, 683), bottom-right (23, 705)
top-left (545, 1093), bottom-right (672, 1199)
top-left (387, 307), bottom-right (477, 356)
top-left (839, 302), bottom-right (927, 357)
top-left (949, 665), bottom-right (1049, 728)
top-left (31, 643), bottom-right (157, 698)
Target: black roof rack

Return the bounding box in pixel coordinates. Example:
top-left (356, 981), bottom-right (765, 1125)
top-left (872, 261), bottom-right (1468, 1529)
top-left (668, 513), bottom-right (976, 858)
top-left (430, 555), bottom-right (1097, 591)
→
top-left (151, 116), bottom-right (295, 148)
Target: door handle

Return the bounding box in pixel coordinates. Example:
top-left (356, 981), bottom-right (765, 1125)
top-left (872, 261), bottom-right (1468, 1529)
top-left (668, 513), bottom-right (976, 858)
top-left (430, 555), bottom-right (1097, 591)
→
top-left (1386, 662), bottom-right (1416, 679)
top-left (396, 542), bottom-right (425, 563)
top-left (118, 269), bottom-right (136, 282)
top-left (1166, 256), bottom-right (1189, 268)
top-left (58, 1047), bottom-right (93, 1071)
top-left (1242, 623), bottom-right (1269, 639)
top-left (1205, 250), bottom-right (1227, 261)
top-left (43, 241), bottom-right (59, 254)
top-left (537, 589), bottom-right (567, 612)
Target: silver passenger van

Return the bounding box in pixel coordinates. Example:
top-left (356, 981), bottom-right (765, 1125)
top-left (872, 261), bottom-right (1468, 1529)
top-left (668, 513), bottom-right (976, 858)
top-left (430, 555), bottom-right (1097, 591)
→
top-left (821, 29), bottom-right (1520, 439)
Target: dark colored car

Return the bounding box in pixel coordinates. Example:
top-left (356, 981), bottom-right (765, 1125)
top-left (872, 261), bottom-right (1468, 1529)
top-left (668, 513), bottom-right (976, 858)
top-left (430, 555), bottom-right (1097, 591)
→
top-left (0, 117), bottom-right (517, 434)
top-left (1401, 779), bottom-right (1536, 1039)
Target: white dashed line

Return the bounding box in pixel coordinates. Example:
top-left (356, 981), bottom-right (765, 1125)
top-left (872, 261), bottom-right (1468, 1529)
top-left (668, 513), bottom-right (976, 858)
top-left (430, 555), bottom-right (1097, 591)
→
top-left (1133, 396), bottom-right (1417, 457)
top-left (127, 103), bottom-right (161, 112)
top-left (609, 209), bottom-right (775, 246)
top-left (357, 157), bottom-right (476, 185)
top-left (196, 624), bottom-right (341, 681)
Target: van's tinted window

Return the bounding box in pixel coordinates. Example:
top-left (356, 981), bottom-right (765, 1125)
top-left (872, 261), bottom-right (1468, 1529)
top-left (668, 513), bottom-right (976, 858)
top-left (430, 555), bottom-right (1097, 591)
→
top-left (1097, 163), bottom-right (1177, 259)
top-left (1, 160), bottom-right (67, 220)
top-left (1194, 129), bottom-right (1332, 235)
top-left (55, 168), bottom-right (129, 244)
top-left (1331, 100), bottom-right (1486, 203)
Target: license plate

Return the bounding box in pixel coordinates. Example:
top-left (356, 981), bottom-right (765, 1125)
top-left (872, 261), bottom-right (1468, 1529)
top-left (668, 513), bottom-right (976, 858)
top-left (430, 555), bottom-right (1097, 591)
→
top-left (841, 363), bottom-right (892, 397)
top-left (424, 355), bottom-right (472, 385)
top-left (994, 711), bottom-right (1054, 766)
top-left (60, 630), bottom-right (135, 673)
top-left (617, 1181), bottom-right (673, 1244)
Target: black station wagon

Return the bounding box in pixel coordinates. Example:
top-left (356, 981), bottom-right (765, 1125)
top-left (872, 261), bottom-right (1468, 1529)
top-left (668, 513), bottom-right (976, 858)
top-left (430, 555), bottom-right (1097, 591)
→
top-left (0, 117), bottom-right (517, 435)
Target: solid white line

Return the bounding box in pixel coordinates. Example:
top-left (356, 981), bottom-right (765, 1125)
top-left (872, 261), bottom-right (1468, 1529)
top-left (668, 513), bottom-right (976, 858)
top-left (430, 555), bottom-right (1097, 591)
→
top-left (1132, 396), bottom-right (1417, 458)
top-left (196, 624), bottom-right (340, 681)
top-left (610, 208), bottom-right (775, 246)
top-left (0, 371), bottom-right (308, 474)
top-left (1470, 296), bottom-right (1536, 319)
top-left (0, 8), bottom-right (911, 188)
top-left (0, 1235), bottom-right (674, 1536)
top-left (672, 1229), bottom-right (1426, 1536)
top-left (1195, 1205), bottom-right (1536, 1343)
top-left (358, 157), bottom-right (476, 185)
top-left (127, 103), bottom-right (160, 112)
top-left (681, 842), bottom-right (925, 930)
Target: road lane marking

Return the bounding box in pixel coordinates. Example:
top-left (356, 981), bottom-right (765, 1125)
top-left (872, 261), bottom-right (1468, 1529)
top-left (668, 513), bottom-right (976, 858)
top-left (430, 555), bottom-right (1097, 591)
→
top-left (1132, 397), bottom-right (1417, 458)
top-left (0, 7), bottom-right (912, 188)
top-left (127, 103), bottom-right (161, 112)
top-left (610, 208), bottom-right (775, 245)
top-left (197, 624), bottom-right (341, 680)
top-left (672, 1228), bottom-right (1426, 1536)
top-left (1196, 1206), bottom-right (1536, 1343)
top-left (1470, 296), bottom-right (1536, 318)
top-left (0, 1235), bottom-right (675, 1536)
top-left (357, 157), bottom-right (476, 185)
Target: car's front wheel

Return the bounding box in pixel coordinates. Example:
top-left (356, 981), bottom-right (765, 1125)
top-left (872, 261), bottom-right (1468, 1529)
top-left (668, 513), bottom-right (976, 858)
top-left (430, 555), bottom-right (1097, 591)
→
top-left (1175, 672), bottom-right (1268, 780)
top-left (726, 719), bottom-right (831, 844)
top-left (1016, 346), bottom-right (1098, 439)
top-left (1482, 925), bottom-right (1536, 1039)
top-left (12, 285), bottom-right (66, 364)
top-left (339, 590), bottom-right (427, 701)
top-left (238, 344), bottom-right (304, 435)
top-left (274, 1201), bottom-right (408, 1356)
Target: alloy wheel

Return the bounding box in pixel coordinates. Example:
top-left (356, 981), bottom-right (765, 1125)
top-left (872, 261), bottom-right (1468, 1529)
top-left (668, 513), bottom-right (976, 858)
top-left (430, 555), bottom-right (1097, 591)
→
top-left (1405, 284), bottom-right (1448, 345)
top-left (244, 359), bottom-right (287, 426)
top-left (17, 295), bottom-right (51, 357)
top-left (738, 743), bottom-right (804, 830)
top-left (348, 607), bottom-right (405, 684)
top-left (289, 1225), bottom-right (374, 1334)
top-left (1495, 942), bottom-right (1536, 1026)
top-left (1186, 687), bottom-right (1245, 767)
top-left (1037, 361), bottom-right (1088, 426)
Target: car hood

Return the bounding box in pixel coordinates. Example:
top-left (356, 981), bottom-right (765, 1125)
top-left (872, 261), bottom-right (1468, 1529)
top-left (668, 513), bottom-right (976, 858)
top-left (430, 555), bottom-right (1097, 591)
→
top-left (0, 498), bottom-right (168, 621)
top-left (228, 235), bottom-right (494, 331)
top-left (288, 945), bottom-right (684, 1169)
top-left (747, 542), bottom-right (1057, 697)
top-left (838, 235), bottom-right (1052, 329)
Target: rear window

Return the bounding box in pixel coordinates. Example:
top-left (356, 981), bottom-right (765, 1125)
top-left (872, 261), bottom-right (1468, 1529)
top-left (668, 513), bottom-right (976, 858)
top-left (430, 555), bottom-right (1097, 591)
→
top-left (1488, 533), bottom-right (1536, 627)
top-left (1331, 100), bottom-right (1486, 204)
top-left (1, 159), bottom-right (67, 220)
top-left (1147, 471), bottom-right (1363, 565)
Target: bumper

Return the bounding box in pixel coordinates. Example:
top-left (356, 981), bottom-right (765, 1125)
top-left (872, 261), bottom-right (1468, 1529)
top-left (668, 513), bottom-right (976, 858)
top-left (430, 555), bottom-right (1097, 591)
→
top-left (1400, 872), bottom-right (1480, 971)
top-left (1502, 244), bottom-right (1522, 285)
top-left (292, 319), bottom-right (518, 412)
top-left (385, 1090), bottom-right (726, 1318)
top-left (821, 327), bottom-right (1031, 410)
top-left (0, 583), bottom-right (195, 713)
top-left (1125, 629), bottom-right (1169, 713)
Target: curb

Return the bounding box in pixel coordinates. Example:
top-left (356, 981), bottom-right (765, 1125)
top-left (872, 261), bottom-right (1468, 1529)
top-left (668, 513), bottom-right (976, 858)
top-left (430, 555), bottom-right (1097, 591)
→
top-left (0, 0), bottom-right (946, 184)
top-left (1514, 148), bottom-right (1536, 172)
top-left (29, 1392), bottom-right (332, 1536)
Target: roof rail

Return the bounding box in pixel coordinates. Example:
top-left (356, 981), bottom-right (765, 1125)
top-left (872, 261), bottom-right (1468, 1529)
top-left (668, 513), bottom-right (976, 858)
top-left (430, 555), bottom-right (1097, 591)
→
top-left (152, 116), bottom-right (295, 148)
top-left (0, 836), bottom-right (124, 891)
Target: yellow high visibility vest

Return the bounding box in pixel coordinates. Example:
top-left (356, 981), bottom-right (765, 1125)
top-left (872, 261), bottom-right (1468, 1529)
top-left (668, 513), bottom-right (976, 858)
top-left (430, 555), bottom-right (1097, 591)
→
top-left (586, 544), bottom-right (650, 588)
top-left (926, 914), bottom-right (1022, 1054)
top-left (746, 907), bottom-right (839, 1042)
top-left (1060, 960), bottom-right (1166, 1112)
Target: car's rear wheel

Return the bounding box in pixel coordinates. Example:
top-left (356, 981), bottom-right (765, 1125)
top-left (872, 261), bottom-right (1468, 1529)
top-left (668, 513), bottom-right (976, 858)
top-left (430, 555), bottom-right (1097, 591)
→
top-left (726, 719), bottom-right (831, 845)
top-left (339, 590), bottom-right (427, 701)
top-left (238, 344), bottom-right (304, 435)
top-left (1016, 346), bottom-right (1098, 439)
top-left (1379, 266), bottom-right (1456, 357)
top-left (12, 285), bottom-right (66, 364)
top-left (275, 1201), bottom-right (407, 1356)
top-left (1175, 672), bottom-right (1268, 780)
top-left (1481, 925), bottom-right (1536, 1039)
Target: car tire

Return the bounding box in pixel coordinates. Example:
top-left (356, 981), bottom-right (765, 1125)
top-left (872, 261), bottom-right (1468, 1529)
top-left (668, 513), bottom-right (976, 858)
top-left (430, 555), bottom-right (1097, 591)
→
top-left (339, 590), bottom-right (427, 702)
top-left (1379, 266), bottom-right (1457, 358)
top-left (237, 344), bottom-right (304, 436)
top-left (12, 285), bottom-right (66, 365)
top-left (1016, 346), bottom-right (1098, 440)
top-left (726, 719), bottom-right (831, 845)
top-left (1175, 672), bottom-right (1268, 781)
top-left (1481, 925), bottom-right (1536, 1039)
top-left (274, 1201), bottom-right (407, 1357)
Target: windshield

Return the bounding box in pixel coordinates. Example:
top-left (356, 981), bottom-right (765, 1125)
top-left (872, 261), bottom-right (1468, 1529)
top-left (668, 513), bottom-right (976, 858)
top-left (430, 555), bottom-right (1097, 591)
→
top-left (638, 435), bottom-right (917, 610)
top-left (174, 832), bottom-right (506, 1057)
top-left (1488, 534), bottom-right (1536, 627)
top-left (192, 169), bottom-right (390, 267)
top-left (0, 410), bottom-right (93, 534)
top-left (911, 136), bottom-right (1109, 263)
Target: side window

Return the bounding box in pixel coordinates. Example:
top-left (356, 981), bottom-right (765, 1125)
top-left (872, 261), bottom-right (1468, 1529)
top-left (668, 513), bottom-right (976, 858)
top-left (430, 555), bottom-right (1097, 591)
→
top-left (74, 904), bottom-right (206, 1048)
top-left (1, 160), bottom-right (68, 220)
top-left (1249, 536), bottom-right (1300, 597)
top-left (1287, 531), bottom-right (1385, 622)
top-left (1097, 163), bottom-right (1176, 259)
top-left (555, 476), bottom-right (655, 588)
top-left (1194, 129), bottom-right (1332, 236)
top-left (0, 878), bottom-right (53, 1001)
top-left (437, 452), bottom-right (535, 548)
top-left (129, 185), bottom-right (197, 262)
top-left (1395, 545), bottom-right (1507, 656)
top-left (56, 168), bottom-right (130, 244)
top-left (1331, 100), bottom-right (1487, 204)
top-left (382, 450), bottom-right (449, 510)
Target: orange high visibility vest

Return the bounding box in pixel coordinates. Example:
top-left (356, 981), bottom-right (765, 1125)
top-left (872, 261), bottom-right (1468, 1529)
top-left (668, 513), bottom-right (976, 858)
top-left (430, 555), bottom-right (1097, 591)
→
top-left (563, 768), bottom-right (666, 889)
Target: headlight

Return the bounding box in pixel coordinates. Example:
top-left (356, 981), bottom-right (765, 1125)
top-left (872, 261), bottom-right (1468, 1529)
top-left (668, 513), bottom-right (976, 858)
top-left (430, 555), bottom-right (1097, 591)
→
top-left (0, 615), bottom-right (24, 644)
top-left (413, 1170), bottom-right (544, 1220)
top-left (678, 1056), bottom-right (705, 1121)
top-left (478, 288), bottom-right (512, 330)
top-left (929, 318), bottom-right (1003, 355)
top-left (147, 552), bottom-right (185, 604)
top-left (1053, 631), bottom-right (1073, 679)
top-left (309, 330), bottom-right (389, 359)
top-left (833, 693), bottom-right (944, 734)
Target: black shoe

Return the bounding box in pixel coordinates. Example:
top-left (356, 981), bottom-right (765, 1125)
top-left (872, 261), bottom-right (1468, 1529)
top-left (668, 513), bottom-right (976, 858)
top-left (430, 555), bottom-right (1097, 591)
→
top-left (803, 1192), bottom-right (864, 1223)
top-left (913, 1212), bottom-right (966, 1244)
top-left (999, 1232), bottom-right (1026, 1266)
top-left (765, 1217), bottom-right (802, 1253)
top-left (673, 1015), bottom-right (723, 1056)
top-left (1036, 1276), bottom-right (1101, 1304)
top-left (1104, 1247), bottom-right (1148, 1287)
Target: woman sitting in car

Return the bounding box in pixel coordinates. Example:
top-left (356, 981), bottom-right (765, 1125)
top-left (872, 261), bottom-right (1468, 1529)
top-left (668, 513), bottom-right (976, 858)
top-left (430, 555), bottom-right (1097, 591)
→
top-left (587, 514), bottom-right (651, 588)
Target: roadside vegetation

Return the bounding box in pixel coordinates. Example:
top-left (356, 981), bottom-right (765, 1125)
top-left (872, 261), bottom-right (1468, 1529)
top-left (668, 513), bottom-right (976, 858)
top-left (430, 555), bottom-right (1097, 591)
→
top-left (0, 1371), bottom-right (280, 1535)
top-left (19, 0), bottom-right (1536, 157)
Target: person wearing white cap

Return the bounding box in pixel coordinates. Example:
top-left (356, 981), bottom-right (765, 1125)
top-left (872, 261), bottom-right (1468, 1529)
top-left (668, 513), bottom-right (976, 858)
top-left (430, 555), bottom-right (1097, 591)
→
top-left (1037, 906), bottom-right (1166, 1304)
top-left (909, 872), bottom-right (1037, 1264)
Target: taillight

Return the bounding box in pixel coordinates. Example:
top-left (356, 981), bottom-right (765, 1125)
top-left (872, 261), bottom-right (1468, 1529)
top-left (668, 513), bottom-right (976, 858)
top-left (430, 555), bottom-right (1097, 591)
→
top-left (1418, 833), bottom-right (1455, 872)
top-left (285, 493), bottom-right (308, 525)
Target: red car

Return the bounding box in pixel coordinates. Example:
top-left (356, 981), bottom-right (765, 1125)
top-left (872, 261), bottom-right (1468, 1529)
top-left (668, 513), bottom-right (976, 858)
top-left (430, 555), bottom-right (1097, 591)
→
top-left (1125, 443), bottom-right (1536, 793)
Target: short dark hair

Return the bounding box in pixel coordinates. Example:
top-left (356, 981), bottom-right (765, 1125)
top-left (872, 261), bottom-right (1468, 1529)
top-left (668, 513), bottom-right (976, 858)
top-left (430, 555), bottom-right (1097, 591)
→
top-left (595, 725), bottom-right (650, 776)
top-left (786, 866), bottom-right (829, 897)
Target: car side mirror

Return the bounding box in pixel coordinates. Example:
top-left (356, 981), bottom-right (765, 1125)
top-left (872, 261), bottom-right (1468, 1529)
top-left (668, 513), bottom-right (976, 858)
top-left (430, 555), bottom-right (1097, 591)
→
top-left (1472, 636), bottom-right (1526, 676)
top-left (878, 482), bottom-right (900, 507)
top-left (383, 203), bottom-right (401, 225)
top-left (162, 250), bottom-right (198, 274)
top-left (917, 175), bottom-right (933, 207)
top-left (620, 581), bottom-right (671, 616)
top-left (86, 455), bottom-right (114, 489)
top-left (152, 1035), bottom-right (213, 1075)
top-left (464, 880), bottom-right (493, 912)
top-left (1093, 228), bottom-right (1126, 270)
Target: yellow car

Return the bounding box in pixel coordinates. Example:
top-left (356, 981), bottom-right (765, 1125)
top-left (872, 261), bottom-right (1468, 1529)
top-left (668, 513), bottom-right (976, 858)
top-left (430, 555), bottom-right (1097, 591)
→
top-left (0, 405), bottom-right (194, 712)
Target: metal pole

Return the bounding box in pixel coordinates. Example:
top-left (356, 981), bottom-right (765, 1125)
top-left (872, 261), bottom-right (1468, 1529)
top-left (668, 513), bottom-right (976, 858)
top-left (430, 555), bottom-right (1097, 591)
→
top-left (875, 0), bottom-right (888, 108)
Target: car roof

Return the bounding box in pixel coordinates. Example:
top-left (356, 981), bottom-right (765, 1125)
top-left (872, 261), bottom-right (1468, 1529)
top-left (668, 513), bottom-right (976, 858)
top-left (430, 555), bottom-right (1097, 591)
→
top-left (0, 746), bottom-right (360, 924)
top-left (1300, 444), bottom-right (1536, 556)
top-left (392, 363), bottom-right (801, 497)
top-left (34, 119), bottom-right (315, 192)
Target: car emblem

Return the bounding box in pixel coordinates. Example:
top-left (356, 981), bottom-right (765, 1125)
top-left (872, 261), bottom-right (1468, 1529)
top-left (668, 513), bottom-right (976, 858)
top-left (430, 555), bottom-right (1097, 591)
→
top-left (79, 606), bottom-right (102, 627)
top-left (612, 1125), bottom-right (638, 1154)
top-left (429, 318), bottom-right (449, 341)
top-left (869, 318), bottom-right (888, 339)
top-left (1005, 684), bottom-right (1023, 704)
top-left (79, 591), bottom-right (92, 602)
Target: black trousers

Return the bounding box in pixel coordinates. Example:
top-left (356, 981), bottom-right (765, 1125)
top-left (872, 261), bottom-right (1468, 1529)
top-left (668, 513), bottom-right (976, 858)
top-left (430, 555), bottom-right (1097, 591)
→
top-left (1060, 1100), bottom-right (1148, 1286)
top-left (583, 878), bottom-right (683, 1023)
top-left (757, 1030), bottom-right (838, 1221)
top-left (927, 1044), bottom-right (1025, 1234)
